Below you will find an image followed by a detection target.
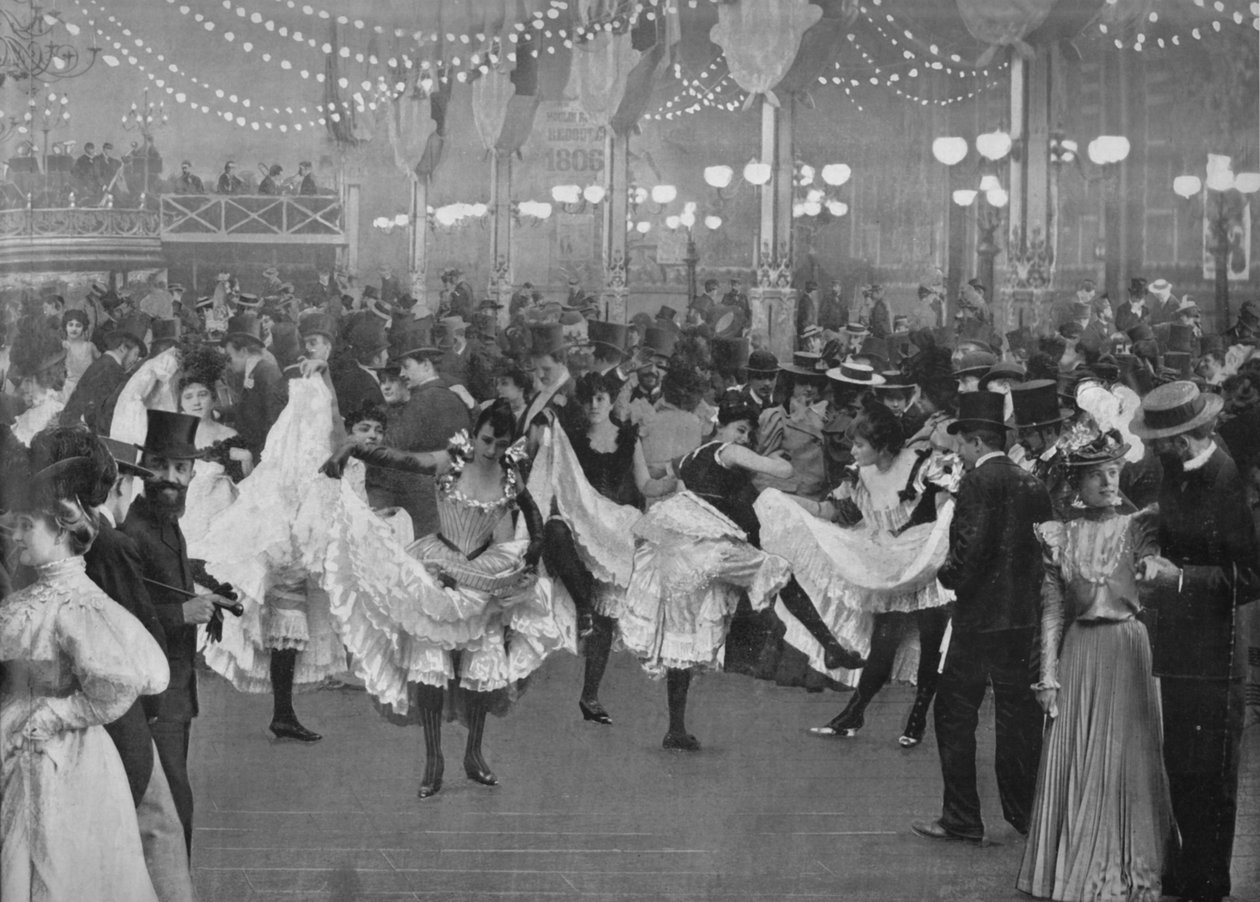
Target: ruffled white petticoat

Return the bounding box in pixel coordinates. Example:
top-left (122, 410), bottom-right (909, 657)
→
top-left (192, 377), bottom-right (346, 693)
top-left (322, 476), bottom-right (573, 718)
top-left (620, 492), bottom-right (792, 677)
top-left (755, 488), bottom-right (954, 684)
top-left (526, 418), bottom-right (639, 618)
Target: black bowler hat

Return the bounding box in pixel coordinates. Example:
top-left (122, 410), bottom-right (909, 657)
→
top-left (1009, 380), bottom-right (1070, 430)
top-left (744, 349), bottom-right (780, 375)
top-left (140, 409), bottom-right (201, 460)
top-left (978, 361), bottom-right (1027, 391)
top-left (947, 390), bottom-right (1009, 435)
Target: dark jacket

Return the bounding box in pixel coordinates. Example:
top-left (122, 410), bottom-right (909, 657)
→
top-left (231, 355), bottom-right (288, 458)
top-left (62, 352), bottom-right (128, 433)
top-left (937, 454), bottom-right (1052, 633)
top-left (331, 361), bottom-right (385, 415)
top-left (85, 517), bottom-right (168, 803)
top-left (1147, 446), bottom-right (1260, 678)
top-left (121, 494), bottom-right (199, 723)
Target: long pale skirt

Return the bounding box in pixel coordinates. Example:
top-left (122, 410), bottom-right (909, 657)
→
top-left (1017, 619), bottom-right (1175, 902)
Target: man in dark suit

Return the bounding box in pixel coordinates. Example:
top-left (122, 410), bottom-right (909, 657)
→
top-left (724, 349), bottom-right (779, 415)
top-left (222, 313), bottom-right (288, 460)
top-left (123, 410), bottom-right (229, 857)
top-left (1131, 382), bottom-right (1259, 902)
top-left (61, 312), bottom-right (150, 433)
top-left (1114, 277), bottom-right (1150, 333)
top-left (913, 390), bottom-right (1051, 844)
top-left (332, 316), bottom-right (387, 415)
top-left (72, 141), bottom-right (101, 197)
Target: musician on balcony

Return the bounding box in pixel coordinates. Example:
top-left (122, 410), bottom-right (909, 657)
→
top-left (217, 161), bottom-right (244, 196)
top-left (172, 160), bottom-right (204, 195)
top-left (297, 161), bottom-right (318, 196)
top-left (97, 143), bottom-right (125, 200)
top-left (73, 142), bottom-right (102, 200)
top-left (259, 164), bottom-right (283, 196)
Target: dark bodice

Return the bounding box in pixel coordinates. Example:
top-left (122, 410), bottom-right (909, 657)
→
top-left (679, 442), bottom-right (760, 543)
top-left (570, 422), bottom-right (643, 508)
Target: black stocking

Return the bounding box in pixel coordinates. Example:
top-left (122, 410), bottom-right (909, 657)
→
top-left (416, 683), bottom-right (444, 795)
top-left (581, 614), bottom-right (614, 704)
top-left (666, 669), bottom-right (692, 736)
top-left (542, 519), bottom-right (594, 617)
top-left (779, 577), bottom-right (865, 670)
top-left (270, 648), bottom-right (297, 722)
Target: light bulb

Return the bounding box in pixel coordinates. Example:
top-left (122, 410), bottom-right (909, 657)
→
top-left (651, 184), bottom-right (677, 204)
top-left (704, 165), bottom-right (733, 189)
top-left (979, 174), bottom-right (1000, 192)
top-left (986, 188), bottom-right (1009, 207)
top-left (635, 220), bottom-right (651, 234)
top-left (820, 163), bottom-right (851, 186)
top-left (582, 184), bottom-right (606, 204)
top-left (931, 137), bottom-right (967, 166)
top-left (975, 129), bottom-right (1012, 161)
top-left (743, 160), bottom-right (771, 186)
top-left (704, 214), bottom-right (722, 229)
top-left (1172, 175), bottom-right (1203, 198)
top-left (952, 189), bottom-right (978, 207)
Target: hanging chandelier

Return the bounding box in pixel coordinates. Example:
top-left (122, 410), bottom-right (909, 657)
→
top-left (0, 1), bottom-right (100, 86)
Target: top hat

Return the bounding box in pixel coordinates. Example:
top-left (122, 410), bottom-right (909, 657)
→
top-left (656, 305), bottom-right (679, 322)
top-left (362, 285), bottom-right (380, 301)
top-left (1126, 322), bottom-right (1156, 344)
top-left (858, 335), bottom-right (890, 365)
top-left (109, 312), bottom-right (153, 357)
top-left (1005, 327), bottom-right (1035, 355)
top-left (826, 359), bottom-right (886, 387)
top-left (1130, 380), bottom-right (1224, 440)
top-left (1010, 380), bottom-right (1070, 430)
top-left (952, 350), bottom-right (999, 377)
top-left (1162, 351), bottom-right (1194, 378)
top-left (149, 318), bottom-right (182, 352)
top-left (710, 337), bottom-right (750, 373)
top-left (745, 349), bottom-right (780, 375)
top-left (1129, 277), bottom-right (1149, 296)
top-left (140, 409), bottom-right (201, 460)
top-left (947, 390), bottom-right (1009, 435)
top-left (711, 306), bottom-right (746, 339)
top-left (979, 361), bottom-right (1027, 391)
top-left (345, 317), bottom-right (389, 357)
top-left (585, 321), bottom-right (632, 357)
top-left (99, 436), bottom-right (155, 479)
top-left (299, 312), bottom-right (338, 342)
top-left (1199, 333), bottom-right (1228, 355)
top-left (386, 318), bottom-right (432, 360)
top-left (780, 352), bottom-right (830, 379)
top-left (641, 326), bottom-right (677, 361)
top-left (527, 322), bottom-right (569, 359)
top-left (223, 313), bottom-right (266, 348)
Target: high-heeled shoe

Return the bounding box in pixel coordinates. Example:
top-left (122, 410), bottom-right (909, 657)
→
top-left (578, 699), bottom-right (612, 725)
top-left (464, 756), bottom-right (499, 786)
top-left (269, 718), bottom-right (323, 742)
top-left (418, 757), bottom-right (444, 799)
top-left (806, 694), bottom-right (866, 738)
top-left (662, 731), bottom-right (700, 751)
top-left (822, 640), bottom-right (866, 672)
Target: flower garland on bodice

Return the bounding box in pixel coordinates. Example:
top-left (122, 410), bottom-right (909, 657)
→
top-left (436, 430), bottom-right (529, 513)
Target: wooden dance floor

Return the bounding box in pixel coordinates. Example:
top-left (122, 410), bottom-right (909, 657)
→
top-left (190, 653), bottom-right (1260, 901)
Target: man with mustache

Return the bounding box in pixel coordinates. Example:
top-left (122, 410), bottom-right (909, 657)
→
top-left (122, 409), bottom-right (231, 858)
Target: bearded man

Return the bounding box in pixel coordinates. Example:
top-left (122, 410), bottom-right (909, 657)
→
top-left (122, 410), bottom-right (225, 856)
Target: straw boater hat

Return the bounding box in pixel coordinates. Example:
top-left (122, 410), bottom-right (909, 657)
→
top-left (825, 358), bottom-right (886, 387)
top-left (947, 390), bottom-right (1009, 435)
top-left (871, 370), bottom-right (914, 393)
top-left (235, 293), bottom-right (262, 310)
top-left (1009, 380), bottom-right (1071, 431)
top-left (1129, 380), bottom-right (1224, 440)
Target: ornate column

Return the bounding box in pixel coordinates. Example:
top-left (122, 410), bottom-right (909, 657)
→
top-left (748, 97), bottom-right (797, 359)
top-left (408, 175), bottom-right (431, 315)
top-left (600, 130), bottom-right (630, 322)
top-left (489, 149), bottom-right (514, 327)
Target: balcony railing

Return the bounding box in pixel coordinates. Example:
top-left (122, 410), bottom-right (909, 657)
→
top-left (160, 194), bottom-right (345, 244)
top-left (0, 206), bottom-right (162, 240)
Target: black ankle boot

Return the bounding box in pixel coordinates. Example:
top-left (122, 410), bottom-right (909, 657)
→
top-left (899, 686), bottom-right (935, 748)
top-left (778, 579), bottom-right (865, 671)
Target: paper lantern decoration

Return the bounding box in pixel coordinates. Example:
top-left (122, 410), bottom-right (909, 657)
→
top-left (570, 30), bottom-right (635, 128)
top-left (955, 0), bottom-right (1059, 63)
top-left (710, 0), bottom-right (823, 107)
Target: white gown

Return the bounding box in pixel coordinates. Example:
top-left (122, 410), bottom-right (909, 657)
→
top-left (0, 557), bottom-right (170, 902)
